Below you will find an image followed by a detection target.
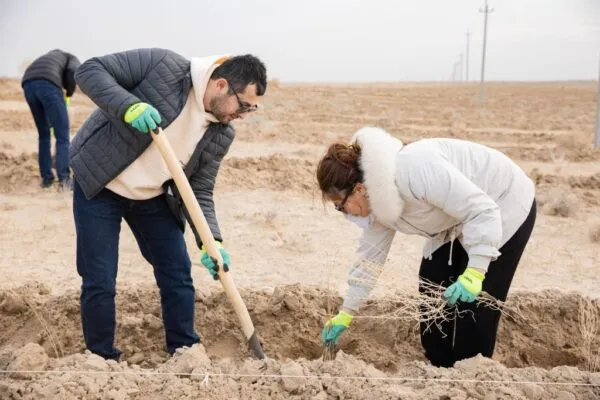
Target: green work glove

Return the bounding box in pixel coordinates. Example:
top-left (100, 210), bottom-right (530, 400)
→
top-left (123, 102), bottom-right (161, 133)
top-left (443, 267), bottom-right (485, 305)
top-left (64, 96), bottom-right (71, 106)
top-left (322, 311), bottom-right (353, 346)
top-left (200, 241), bottom-right (230, 280)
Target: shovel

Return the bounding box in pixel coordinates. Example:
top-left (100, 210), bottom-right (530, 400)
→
top-left (150, 127), bottom-right (267, 359)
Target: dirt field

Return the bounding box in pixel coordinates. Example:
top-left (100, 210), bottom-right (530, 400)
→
top-left (1, 78), bottom-right (599, 399)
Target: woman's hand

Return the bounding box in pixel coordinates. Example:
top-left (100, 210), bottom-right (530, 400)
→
top-left (443, 267), bottom-right (485, 305)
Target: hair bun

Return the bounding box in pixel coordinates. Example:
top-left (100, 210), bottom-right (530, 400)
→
top-left (327, 143), bottom-right (360, 168)
top-left (317, 141), bottom-right (363, 197)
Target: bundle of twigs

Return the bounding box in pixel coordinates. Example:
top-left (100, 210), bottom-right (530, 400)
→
top-left (321, 252), bottom-right (522, 360)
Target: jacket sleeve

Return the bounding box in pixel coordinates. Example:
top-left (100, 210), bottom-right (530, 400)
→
top-left (63, 53), bottom-right (81, 97)
top-left (74, 48), bottom-right (168, 120)
top-left (185, 127), bottom-right (235, 250)
top-left (187, 160), bottom-right (223, 249)
top-left (342, 221), bottom-right (396, 311)
top-left (406, 154), bottom-right (502, 271)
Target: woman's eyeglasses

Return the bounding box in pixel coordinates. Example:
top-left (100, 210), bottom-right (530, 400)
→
top-left (335, 188), bottom-right (354, 212)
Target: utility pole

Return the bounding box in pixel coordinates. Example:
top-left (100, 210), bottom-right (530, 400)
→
top-left (465, 30), bottom-right (471, 82)
top-left (479, 0), bottom-right (494, 103)
top-left (450, 60), bottom-right (458, 81)
top-left (459, 53), bottom-right (464, 82)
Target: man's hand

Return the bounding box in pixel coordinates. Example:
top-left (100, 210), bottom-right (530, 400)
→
top-left (124, 102), bottom-right (161, 133)
top-left (200, 241), bottom-right (230, 280)
top-left (322, 311), bottom-right (353, 346)
top-left (443, 267), bottom-right (485, 305)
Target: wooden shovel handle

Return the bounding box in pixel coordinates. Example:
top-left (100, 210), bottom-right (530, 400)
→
top-left (150, 128), bottom-right (255, 339)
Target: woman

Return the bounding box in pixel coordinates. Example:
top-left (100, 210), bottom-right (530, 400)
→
top-left (317, 127), bottom-right (536, 367)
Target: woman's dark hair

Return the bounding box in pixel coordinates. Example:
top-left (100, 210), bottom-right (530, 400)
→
top-left (316, 142), bottom-right (363, 201)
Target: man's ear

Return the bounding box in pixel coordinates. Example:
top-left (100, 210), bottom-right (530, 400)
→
top-left (214, 78), bottom-right (228, 93)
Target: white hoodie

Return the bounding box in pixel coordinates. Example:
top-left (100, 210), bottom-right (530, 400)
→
top-left (106, 55), bottom-right (229, 200)
top-left (342, 127), bottom-right (535, 311)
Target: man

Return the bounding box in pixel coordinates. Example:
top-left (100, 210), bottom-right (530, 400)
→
top-left (70, 48), bottom-right (267, 360)
top-left (22, 49), bottom-right (81, 190)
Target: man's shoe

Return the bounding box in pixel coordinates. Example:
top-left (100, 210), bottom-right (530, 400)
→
top-left (41, 179), bottom-right (54, 189)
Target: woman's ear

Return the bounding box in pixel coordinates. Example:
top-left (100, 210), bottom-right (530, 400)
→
top-left (355, 183), bottom-right (369, 199)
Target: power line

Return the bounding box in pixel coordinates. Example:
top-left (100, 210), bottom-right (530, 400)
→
top-left (479, 0), bottom-right (494, 102)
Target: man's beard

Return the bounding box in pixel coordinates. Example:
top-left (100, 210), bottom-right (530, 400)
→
top-left (209, 95), bottom-right (231, 123)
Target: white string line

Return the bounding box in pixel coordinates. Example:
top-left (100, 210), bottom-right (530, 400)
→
top-left (0, 369), bottom-right (599, 388)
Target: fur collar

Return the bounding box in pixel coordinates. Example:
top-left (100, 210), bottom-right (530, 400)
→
top-left (351, 127), bottom-right (405, 225)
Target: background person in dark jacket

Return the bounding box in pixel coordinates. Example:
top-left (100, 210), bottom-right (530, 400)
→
top-left (22, 49), bottom-right (81, 190)
top-left (70, 48), bottom-right (267, 361)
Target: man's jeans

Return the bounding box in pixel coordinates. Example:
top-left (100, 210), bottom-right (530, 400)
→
top-left (73, 180), bottom-right (200, 360)
top-left (23, 79), bottom-right (70, 183)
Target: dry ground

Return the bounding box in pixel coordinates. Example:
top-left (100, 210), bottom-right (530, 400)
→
top-left (1, 78), bottom-right (599, 399)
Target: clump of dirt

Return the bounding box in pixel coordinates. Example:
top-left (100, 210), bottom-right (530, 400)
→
top-left (5, 347), bottom-right (600, 400)
top-left (0, 108), bottom-right (92, 132)
top-left (0, 79), bottom-right (24, 101)
top-left (537, 186), bottom-right (579, 217)
top-left (4, 343), bottom-right (49, 379)
top-left (553, 133), bottom-right (600, 162)
top-left (0, 283), bottom-right (598, 372)
top-left (500, 143), bottom-right (600, 163)
top-left (0, 151), bottom-right (40, 192)
top-left (219, 155), bottom-right (316, 192)
top-left (529, 168), bottom-right (600, 191)
top-left (0, 151), bottom-right (318, 194)
top-left (1, 283), bottom-right (600, 399)
top-left (0, 110), bottom-right (38, 131)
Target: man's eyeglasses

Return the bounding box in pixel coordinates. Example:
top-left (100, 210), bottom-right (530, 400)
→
top-left (335, 187), bottom-right (354, 213)
top-left (227, 80), bottom-right (258, 114)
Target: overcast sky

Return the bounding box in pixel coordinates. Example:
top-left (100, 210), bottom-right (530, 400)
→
top-left (1, 0), bottom-right (599, 82)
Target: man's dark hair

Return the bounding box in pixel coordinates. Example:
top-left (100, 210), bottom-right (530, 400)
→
top-left (211, 54), bottom-right (267, 96)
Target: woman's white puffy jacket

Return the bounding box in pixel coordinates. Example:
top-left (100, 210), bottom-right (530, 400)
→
top-left (342, 127), bottom-right (535, 311)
